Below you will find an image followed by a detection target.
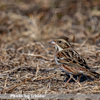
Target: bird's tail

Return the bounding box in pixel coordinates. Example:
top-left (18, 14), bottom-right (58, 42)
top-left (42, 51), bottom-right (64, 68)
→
top-left (87, 71), bottom-right (100, 79)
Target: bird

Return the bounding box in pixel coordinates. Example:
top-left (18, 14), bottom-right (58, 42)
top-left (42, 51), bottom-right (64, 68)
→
top-left (50, 36), bottom-right (100, 86)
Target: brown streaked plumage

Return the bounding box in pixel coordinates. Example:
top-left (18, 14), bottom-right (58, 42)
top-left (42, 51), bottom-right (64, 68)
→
top-left (50, 36), bottom-right (100, 86)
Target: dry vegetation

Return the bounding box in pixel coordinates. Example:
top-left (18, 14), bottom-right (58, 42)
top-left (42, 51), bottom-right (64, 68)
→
top-left (0, 0), bottom-right (100, 94)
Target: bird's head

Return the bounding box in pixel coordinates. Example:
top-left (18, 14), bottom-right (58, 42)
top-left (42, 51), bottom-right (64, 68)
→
top-left (50, 36), bottom-right (71, 51)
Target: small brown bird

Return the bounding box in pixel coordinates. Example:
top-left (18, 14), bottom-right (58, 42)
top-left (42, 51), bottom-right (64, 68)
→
top-left (50, 36), bottom-right (100, 85)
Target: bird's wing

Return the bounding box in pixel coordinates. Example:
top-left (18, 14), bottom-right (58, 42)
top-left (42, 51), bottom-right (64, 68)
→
top-left (56, 48), bottom-right (90, 70)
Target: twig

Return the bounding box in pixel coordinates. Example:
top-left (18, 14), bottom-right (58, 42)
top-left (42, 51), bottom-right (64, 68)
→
top-left (23, 53), bottom-right (53, 61)
top-left (4, 74), bottom-right (9, 89)
top-left (1, 73), bottom-right (57, 93)
top-left (0, 66), bottom-right (22, 76)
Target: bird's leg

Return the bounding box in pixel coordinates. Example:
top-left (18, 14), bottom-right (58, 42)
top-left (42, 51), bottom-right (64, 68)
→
top-left (70, 74), bottom-right (81, 86)
top-left (78, 74), bottom-right (81, 82)
top-left (65, 75), bottom-right (82, 87)
top-left (64, 75), bottom-right (72, 87)
top-left (66, 76), bottom-right (72, 83)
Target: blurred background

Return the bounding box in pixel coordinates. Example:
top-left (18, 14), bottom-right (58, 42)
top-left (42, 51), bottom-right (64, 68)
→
top-left (0, 0), bottom-right (100, 44)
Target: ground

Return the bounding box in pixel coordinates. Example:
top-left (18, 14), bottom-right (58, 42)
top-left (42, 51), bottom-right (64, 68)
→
top-left (0, 0), bottom-right (100, 94)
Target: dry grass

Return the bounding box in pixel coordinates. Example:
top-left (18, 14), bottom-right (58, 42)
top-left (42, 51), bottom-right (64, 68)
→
top-left (0, 0), bottom-right (100, 94)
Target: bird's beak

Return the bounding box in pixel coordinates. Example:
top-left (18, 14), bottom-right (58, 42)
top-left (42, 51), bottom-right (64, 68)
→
top-left (49, 41), bottom-right (56, 45)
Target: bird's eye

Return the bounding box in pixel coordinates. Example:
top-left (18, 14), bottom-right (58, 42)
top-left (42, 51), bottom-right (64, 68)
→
top-left (58, 41), bottom-right (62, 43)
